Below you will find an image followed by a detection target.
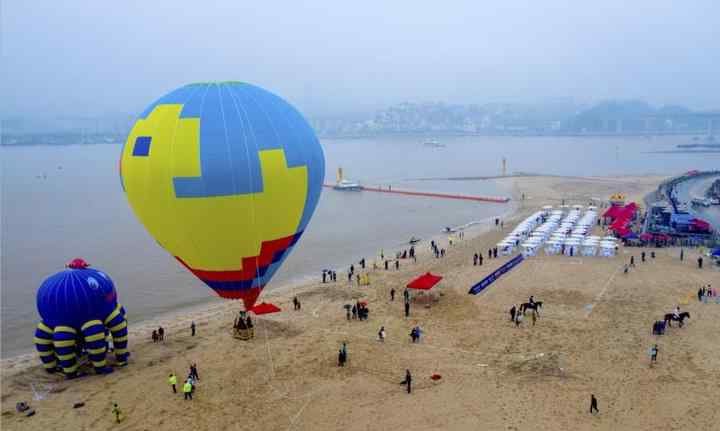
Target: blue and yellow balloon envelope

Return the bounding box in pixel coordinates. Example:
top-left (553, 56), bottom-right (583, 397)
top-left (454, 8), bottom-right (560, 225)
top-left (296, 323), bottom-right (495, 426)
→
top-left (120, 82), bottom-right (324, 309)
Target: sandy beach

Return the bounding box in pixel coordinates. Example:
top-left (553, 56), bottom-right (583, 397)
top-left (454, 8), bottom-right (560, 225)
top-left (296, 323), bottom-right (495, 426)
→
top-left (2, 175), bottom-right (718, 431)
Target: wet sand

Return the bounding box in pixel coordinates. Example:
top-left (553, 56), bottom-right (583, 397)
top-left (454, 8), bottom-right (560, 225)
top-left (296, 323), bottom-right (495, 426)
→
top-left (2, 175), bottom-right (719, 431)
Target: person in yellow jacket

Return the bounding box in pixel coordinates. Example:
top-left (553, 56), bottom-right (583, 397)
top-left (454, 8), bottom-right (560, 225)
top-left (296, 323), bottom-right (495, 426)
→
top-left (111, 402), bottom-right (122, 423)
top-left (168, 373), bottom-right (177, 393)
top-left (183, 380), bottom-right (193, 400)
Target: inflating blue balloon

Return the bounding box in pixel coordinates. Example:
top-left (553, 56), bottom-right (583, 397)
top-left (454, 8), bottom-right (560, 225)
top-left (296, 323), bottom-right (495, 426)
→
top-left (34, 259), bottom-right (130, 377)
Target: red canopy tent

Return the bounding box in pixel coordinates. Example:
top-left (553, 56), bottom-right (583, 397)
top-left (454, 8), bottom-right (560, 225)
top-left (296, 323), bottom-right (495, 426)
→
top-left (639, 232), bottom-right (654, 241)
top-left (690, 219), bottom-right (711, 232)
top-left (407, 272), bottom-right (443, 290)
top-left (250, 302), bottom-right (281, 315)
top-left (607, 202), bottom-right (639, 236)
top-left (602, 206), bottom-right (622, 219)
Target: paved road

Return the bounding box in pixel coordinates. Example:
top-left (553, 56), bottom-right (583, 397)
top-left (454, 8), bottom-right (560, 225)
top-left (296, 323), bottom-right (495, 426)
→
top-left (674, 174), bottom-right (720, 231)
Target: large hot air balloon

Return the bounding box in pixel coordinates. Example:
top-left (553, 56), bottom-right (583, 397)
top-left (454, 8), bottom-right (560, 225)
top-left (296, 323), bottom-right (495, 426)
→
top-left (120, 82), bottom-right (324, 310)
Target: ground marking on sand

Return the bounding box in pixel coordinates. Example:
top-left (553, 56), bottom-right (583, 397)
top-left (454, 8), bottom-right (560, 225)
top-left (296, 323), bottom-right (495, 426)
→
top-left (286, 396), bottom-right (313, 431)
top-left (31, 382), bottom-right (53, 401)
top-left (585, 265), bottom-right (622, 318)
top-left (311, 299), bottom-right (330, 318)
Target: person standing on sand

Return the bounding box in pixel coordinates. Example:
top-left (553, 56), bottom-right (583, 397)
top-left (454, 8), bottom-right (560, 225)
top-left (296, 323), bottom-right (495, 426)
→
top-left (473, 253), bottom-right (478, 266)
top-left (403, 369), bottom-right (412, 394)
top-left (390, 288), bottom-right (395, 301)
top-left (183, 380), bottom-right (193, 400)
top-left (190, 363), bottom-right (199, 381)
top-left (488, 248), bottom-right (492, 259)
top-left (191, 321), bottom-right (196, 337)
top-left (158, 326), bottom-right (165, 341)
top-left (479, 254), bottom-right (483, 266)
top-left (378, 326), bottom-right (386, 342)
top-left (322, 271), bottom-right (327, 283)
top-left (152, 330), bottom-right (158, 343)
top-left (509, 304), bottom-right (517, 322)
top-left (395, 260), bottom-right (400, 270)
top-left (514, 312), bottom-right (523, 327)
top-left (590, 394), bottom-right (599, 414)
top-left (649, 344), bottom-right (658, 363)
top-left (680, 248), bottom-right (684, 261)
top-left (168, 373), bottom-right (177, 393)
top-left (493, 248), bottom-right (498, 258)
top-left (384, 260), bottom-right (389, 270)
top-left (404, 301), bottom-right (410, 318)
top-left (698, 256), bottom-right (703, 269)
top-left (630, 256), bottom-right (635, 267)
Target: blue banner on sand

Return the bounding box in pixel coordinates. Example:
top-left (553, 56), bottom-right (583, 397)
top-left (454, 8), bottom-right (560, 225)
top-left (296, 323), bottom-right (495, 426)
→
top-left (468, 254), bottom-right (524, 295)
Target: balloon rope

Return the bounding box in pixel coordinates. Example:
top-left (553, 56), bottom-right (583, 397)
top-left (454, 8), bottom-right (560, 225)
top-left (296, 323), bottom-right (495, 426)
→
top-left (262, 319), bottom-right (276, 378)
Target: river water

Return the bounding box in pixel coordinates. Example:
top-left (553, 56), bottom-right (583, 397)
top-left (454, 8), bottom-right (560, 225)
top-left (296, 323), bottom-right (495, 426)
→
top-left (1, 135), bottom-right (717, 357)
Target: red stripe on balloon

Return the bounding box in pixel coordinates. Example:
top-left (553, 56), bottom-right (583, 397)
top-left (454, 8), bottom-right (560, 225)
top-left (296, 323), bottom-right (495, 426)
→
top-left (215, 287), bottom-right (261, 305)
top-left (174, 233), bottom-right (297, 282)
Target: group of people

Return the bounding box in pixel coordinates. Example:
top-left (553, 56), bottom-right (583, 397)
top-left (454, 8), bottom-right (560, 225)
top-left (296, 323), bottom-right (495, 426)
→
top-left (472, 252), bottom-right (484, 266)
top-left (233, 312), bottom-right (254, 339)
top-left (167, 363), bottom-right (200, 401)
top-left (321, 269), bottom-right (338, 283)
top-left (697, 284), bottom-right (715, 302)
top-left (151, 326), bottom-right (165, 343)
top-left (488, 247), bottom-right (499, 259)
top-left (409, 326), bottom-right (423, 343)
top-left (509, 296), bottom-right (539, 327)
top-left (430, 241), bottom-right (446, 258)
top-left (495, 218), bottom-right (504, 229)
top-left (348, 301), bottom-right (369, 320)
top-left (396, 246), bottom-right (416, 261)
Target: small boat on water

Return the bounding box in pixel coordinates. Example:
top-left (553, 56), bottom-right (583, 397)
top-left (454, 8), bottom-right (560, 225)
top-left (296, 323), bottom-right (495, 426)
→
top-left (423, 139), bottom-right (445, 148)
top-left (334, 179), bottom-right (363, 191)
top-left (409, 237), bottom-right (421, 245)
top-left (442, 226), bottom-right (456, 233)
top-left (333, 167), bottom-right (363, 191)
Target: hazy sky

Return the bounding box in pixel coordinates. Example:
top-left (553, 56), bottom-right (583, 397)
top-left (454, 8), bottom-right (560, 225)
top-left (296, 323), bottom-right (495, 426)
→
top-left (2, 0), bottom-right (719, 117)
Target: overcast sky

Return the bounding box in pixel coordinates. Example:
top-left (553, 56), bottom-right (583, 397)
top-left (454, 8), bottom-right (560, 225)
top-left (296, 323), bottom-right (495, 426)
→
top-left (2, 0), bottom-right (719, 117)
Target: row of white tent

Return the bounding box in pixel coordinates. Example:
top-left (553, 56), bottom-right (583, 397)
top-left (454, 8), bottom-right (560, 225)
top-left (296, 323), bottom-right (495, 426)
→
top-left (498, 206), bottom-right (618, 257)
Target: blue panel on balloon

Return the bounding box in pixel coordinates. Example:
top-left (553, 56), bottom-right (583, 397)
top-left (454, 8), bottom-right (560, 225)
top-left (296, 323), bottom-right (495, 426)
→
top-left (133, 136), bottom-right (152, 156)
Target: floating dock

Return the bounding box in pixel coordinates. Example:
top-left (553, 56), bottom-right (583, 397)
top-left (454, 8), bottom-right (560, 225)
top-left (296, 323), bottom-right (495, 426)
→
top-left (323, 184), bottom-right (510, 203)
